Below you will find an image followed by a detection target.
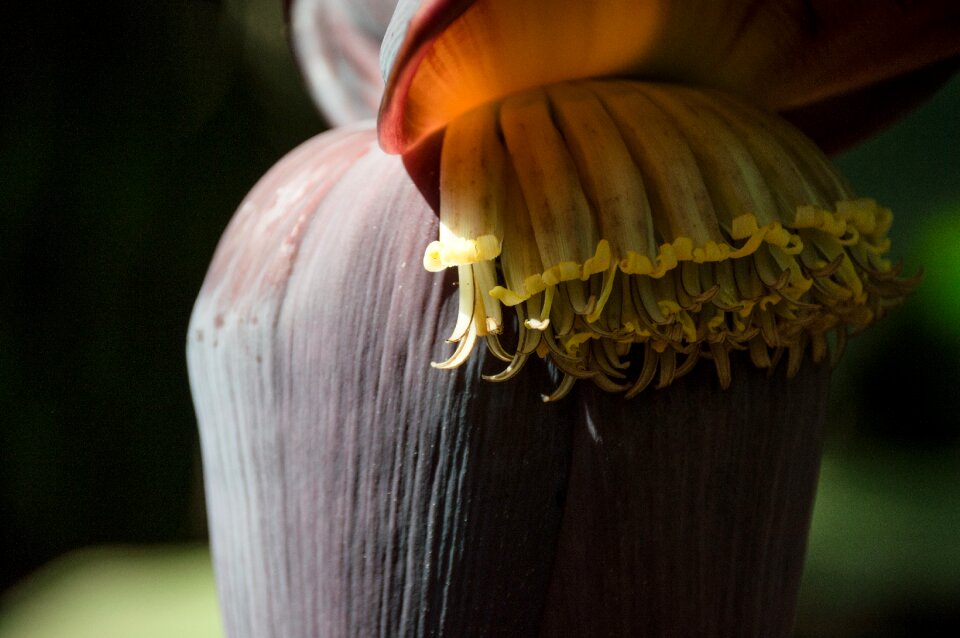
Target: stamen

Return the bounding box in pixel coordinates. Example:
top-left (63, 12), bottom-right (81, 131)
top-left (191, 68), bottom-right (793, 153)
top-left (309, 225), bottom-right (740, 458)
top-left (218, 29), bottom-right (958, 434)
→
top-left (421, 79), bottom-right (916, 396)
top-left (484, 334), bottom-right (513, 363)
top-left (447, 265), bottom-right (475, 343)
top-left (655, 348), bottom-right (677, 389)
top-left (542, 374), bottom-right (577, 403)
top-left (472, 261), bottom-right (503, 334)
top-left (624, 343), bottom-right (659, 398)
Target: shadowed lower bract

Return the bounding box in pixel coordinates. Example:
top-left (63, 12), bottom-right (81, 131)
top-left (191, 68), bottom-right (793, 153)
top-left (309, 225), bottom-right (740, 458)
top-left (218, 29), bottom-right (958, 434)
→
top-left (188, 125), bottom-right (830, 636)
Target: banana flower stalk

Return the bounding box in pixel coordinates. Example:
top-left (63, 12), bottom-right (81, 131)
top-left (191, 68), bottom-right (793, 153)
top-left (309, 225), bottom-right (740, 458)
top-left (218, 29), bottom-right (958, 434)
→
top-left (188, 1), bottom-right (959, 635)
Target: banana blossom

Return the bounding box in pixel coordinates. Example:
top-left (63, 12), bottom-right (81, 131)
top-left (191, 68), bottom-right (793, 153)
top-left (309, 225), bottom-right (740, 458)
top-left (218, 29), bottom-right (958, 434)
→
top-left (188, 1), bottom-right (958, 635)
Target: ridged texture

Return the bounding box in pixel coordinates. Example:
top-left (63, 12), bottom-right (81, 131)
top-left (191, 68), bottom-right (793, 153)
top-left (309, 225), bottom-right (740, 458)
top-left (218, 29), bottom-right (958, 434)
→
top-left (189, 124), bottom-right (831, 636)
top-left (187, 126), bottom-right (576, 636)
top-left (541, 361), bottom-right (830, 636)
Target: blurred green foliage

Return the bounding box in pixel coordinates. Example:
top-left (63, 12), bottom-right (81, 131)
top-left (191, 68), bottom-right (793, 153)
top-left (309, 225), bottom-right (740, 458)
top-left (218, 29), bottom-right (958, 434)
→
top-left (796, 75), bottom-right (960, 636)
top-left (915, 210), bottom-right (960, 339)
top-left (0, 1), bottom-right (957, 636)
top-left (0, 546), bottom-right (221, 638)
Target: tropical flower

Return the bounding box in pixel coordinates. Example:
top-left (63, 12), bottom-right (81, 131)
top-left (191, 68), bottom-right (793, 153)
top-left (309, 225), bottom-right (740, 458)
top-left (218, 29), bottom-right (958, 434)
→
top-left (188, 1), bottom-right (958, 635)
top-left (375, 0), bottom-right (958, 398)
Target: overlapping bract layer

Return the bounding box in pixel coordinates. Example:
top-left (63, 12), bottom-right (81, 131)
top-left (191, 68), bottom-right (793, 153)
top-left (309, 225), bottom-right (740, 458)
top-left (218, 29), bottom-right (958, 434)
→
top-left (425, 80), bottom-right (915, 399)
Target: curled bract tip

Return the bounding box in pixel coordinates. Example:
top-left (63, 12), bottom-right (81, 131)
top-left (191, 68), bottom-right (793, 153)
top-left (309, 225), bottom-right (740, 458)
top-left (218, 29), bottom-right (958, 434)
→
top-left (377, 0), bottom-right (960, 155)
top-left (291, 0), bottom-right (398, 125)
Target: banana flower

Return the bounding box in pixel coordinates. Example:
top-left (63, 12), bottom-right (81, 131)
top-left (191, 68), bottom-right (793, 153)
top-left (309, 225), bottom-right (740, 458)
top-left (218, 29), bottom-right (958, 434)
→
top-left (188, 1), bottom-right (959, 635)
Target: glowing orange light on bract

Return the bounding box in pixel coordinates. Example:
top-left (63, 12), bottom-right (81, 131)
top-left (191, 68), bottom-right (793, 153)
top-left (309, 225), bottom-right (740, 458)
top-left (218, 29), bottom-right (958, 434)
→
top-left (375, 0), bottom-right (955, 397)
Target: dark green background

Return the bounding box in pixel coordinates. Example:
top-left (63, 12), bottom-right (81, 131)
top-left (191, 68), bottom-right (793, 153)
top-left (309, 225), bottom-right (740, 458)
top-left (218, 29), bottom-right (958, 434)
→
top-left (2, 2), bottom-right (958, 636)
top-left (1, 0), bottom-right (323, 592)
